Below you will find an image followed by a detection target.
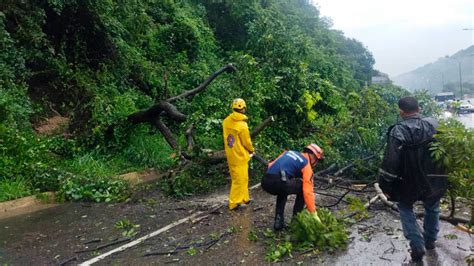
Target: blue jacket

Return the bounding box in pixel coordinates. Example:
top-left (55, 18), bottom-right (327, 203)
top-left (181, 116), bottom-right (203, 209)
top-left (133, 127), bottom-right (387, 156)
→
top-left (266, 150), bottom-right (316, 213)
top-left (267, 151), bottom-right (308, 178)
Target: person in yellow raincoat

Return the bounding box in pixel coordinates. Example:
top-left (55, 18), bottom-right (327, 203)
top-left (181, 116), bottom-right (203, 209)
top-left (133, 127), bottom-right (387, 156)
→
top-left (223, 98), bottom-right (255, 210)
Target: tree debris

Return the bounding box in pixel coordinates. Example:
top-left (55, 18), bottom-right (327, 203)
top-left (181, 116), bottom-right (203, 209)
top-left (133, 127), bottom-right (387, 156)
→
top-left (75, 237), bottom-right (132, 254)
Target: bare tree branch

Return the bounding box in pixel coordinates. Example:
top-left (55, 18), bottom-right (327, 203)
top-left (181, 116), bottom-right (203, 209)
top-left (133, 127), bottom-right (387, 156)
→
top-left (167, 64), bottom-right (236, 103)
top-left (250, 116), bottom-right (274, 138)
top-left (158, 101), bottom-right (186, 121)
top-left (334, 154), bottom-right (376, 176)
top-left (153, 118), bottom-right (178, 149)
top-left (373, 183), bottom-right (470, 225)
top-left (123, 64), bottom-right (236, 157)
top-left (449, 194), bottom-right (456, 218)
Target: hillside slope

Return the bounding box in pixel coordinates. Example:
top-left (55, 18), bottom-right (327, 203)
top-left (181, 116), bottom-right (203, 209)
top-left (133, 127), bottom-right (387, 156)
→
top-left (393, 45), bottom-right (474, 95)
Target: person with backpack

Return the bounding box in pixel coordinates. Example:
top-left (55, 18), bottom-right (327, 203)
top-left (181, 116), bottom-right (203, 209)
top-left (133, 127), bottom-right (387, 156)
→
top-left (378, 96), bottom-right (447, 263)
top-left (261, 144), bottom-right (324, 230)
top-left (223, 98), bottom-right (255, 210)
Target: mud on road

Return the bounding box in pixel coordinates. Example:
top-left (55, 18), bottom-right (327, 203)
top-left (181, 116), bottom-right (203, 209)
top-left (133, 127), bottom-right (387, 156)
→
top-left (0, 182), bottom-right (472, 265)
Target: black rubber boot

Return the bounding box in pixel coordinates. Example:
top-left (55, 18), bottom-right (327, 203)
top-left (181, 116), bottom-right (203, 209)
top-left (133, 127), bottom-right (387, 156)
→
top-left (411, 248), bottom-right (425, 263)
top-left (274, 214), bottom-right (285, 231)
top-left (425, 240), bottom-right (435, 250)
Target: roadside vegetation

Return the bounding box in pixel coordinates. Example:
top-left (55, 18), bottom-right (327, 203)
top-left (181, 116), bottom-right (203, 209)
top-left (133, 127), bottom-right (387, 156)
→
top-left (431, 119), bottom-right (474, 224)
top-left (0, 0), bottom-right (471, 231)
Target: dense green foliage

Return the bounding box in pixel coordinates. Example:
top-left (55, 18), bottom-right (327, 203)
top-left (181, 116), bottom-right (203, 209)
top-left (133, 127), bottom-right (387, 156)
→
top-left (263, 208), bottom-right (349, 262)
top-left (1, 0), bottom-right (415, 201)
top-left (430, 119), bottom-right (474, 224)
top-left (290, 209), bottom-right (348, 250)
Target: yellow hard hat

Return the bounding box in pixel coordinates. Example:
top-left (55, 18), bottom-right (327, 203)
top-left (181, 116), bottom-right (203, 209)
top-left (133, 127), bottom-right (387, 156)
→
top-left (232, 98), bottom-right (246, 110)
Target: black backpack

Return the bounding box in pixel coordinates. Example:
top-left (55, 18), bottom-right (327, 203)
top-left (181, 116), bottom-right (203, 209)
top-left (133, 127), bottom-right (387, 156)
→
top-left (398, 139), bottom-right (447, 203)
top-left (378, 119), bottom-right (447, 203)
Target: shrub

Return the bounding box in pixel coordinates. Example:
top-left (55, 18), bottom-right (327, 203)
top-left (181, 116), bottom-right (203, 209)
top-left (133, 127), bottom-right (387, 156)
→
top-left (431, 119), bottom-right (474, 224)
top-left (61, 175), bottom-right (129, 202)
top-left (159, 162), bottom-right (227, 198)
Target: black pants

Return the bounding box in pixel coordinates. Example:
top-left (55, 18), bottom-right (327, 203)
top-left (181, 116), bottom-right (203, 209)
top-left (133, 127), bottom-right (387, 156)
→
top-left (261, 173), bottom-right (305, 217)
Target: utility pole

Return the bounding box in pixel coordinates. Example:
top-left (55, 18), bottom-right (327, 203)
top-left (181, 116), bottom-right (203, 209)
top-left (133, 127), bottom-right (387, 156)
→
top-left (459, 28), bottom-right (473, 99)
top-left (458, 61), bottom-right (463, 99)
top-left (441, 73), bottom-right (445, 91)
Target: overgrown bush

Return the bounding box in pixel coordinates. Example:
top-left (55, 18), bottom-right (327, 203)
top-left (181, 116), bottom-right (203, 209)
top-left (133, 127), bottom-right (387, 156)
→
top-left (0, 125), bottom-right (61, 193)
top-left (159, 162), bottom-right (227, 198)
top-left (61, 175), bottom-right (129, 202)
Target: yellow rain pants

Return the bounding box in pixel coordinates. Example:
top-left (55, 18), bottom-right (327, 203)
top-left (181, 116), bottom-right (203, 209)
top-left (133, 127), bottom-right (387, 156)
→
top-left (228, 163), bottom-right (250, 209)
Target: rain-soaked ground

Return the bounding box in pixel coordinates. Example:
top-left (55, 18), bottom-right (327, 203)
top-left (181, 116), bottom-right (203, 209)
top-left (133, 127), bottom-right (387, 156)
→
top-left (0, 181), bottom-right (472, 265)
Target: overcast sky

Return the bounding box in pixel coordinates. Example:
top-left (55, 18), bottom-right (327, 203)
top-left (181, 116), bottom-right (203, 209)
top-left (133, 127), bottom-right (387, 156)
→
top-left (314, 0), bottom-right (474, 78)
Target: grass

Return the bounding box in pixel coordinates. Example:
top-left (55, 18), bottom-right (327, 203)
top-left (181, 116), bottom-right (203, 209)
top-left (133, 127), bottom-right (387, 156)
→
top-left (0, 130), bottom-right (191, 203)
top-left (65, 153), bottom-right (120, 178)
top-left (122, 128), bottom-right (177, 171)
top-left (0, 177), bottom-right (32, 202)
top-left (56, 131), bottom-right (177, 202)
top-left (63, 131), bottom-right (176, 179)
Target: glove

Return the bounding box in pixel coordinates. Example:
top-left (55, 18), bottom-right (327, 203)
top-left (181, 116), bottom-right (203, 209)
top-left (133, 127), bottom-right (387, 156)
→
top-left (311, 211), bottom-right (321, 223)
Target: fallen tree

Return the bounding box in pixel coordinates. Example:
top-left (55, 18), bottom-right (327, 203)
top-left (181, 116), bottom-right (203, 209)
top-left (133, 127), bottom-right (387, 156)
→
top-left (123, 64), bottom-right (237, 158)
top-left (123, 64), bottom-right (276, 162)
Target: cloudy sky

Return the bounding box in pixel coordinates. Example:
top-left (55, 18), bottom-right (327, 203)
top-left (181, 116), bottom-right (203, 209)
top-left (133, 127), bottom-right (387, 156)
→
top-left (314, 0), bottom-right (474, 78)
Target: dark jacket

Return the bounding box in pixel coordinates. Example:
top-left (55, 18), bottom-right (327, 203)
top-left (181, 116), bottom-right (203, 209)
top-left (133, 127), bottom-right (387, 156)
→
top-left (378, 114), bottom-right (447, 203)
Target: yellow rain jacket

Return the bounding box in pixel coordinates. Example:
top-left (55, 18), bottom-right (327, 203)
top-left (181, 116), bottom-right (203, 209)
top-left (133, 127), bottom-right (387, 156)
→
top-left (223, 112), bottom-right (255, 209)
top-left (223, 112), bottom-right (255, 165)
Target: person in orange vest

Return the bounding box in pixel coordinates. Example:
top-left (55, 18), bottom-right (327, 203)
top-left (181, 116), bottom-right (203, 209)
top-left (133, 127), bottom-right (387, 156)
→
top-left (261, 144), bottom-right (323, 230)
top-left (223, 98), bottom-right (255, 210)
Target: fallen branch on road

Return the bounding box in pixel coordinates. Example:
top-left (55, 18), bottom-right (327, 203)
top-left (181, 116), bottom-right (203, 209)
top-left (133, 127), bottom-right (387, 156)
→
top-left (373, 183), bottom-right (470, 225)
top-left (317, 190), bottom-right (351, 208)
top-left (59, 256), bottom-right (78, 266)
top-left (75, 237), bottom-right (133, 254)
top-left (82, 239), bottom-right (101, 245)
top-left (78, 210), bottom-right (207, 265)
top-left (143, 230), bottom-right (232, 257)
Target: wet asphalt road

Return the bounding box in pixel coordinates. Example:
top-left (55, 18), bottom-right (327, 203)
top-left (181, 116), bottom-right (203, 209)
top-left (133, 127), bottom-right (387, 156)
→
top-left (0, 185), bottom-right (472, 265)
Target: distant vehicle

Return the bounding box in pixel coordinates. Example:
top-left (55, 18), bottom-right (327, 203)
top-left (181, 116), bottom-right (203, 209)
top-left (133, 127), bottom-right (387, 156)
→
top-left (458, 100), bottom-right (474, 113)
top-left (434, 92), bottom-right (455, 102)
